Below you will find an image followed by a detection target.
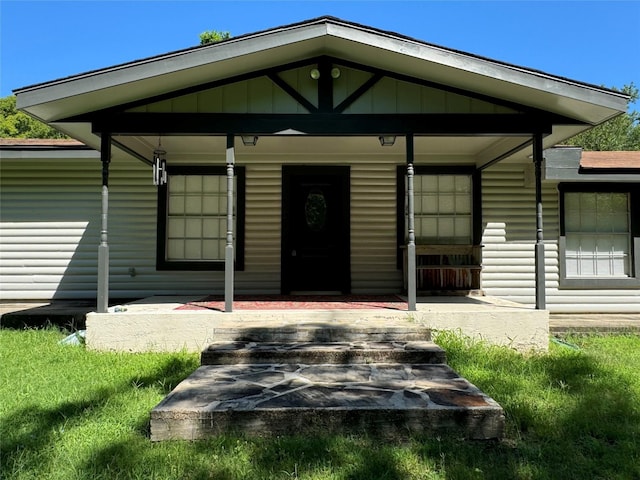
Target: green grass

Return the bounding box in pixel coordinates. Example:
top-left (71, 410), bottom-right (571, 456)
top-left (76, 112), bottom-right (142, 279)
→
top-left (1, 329), bottom-right (639, 480)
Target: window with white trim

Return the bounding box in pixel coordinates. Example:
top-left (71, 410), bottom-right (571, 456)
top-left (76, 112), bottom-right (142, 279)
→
top-left (413, 174), bottom-right (472, 244)
top-left (559, 184), bottom-right (639, 288)
top-left (157, 166), bottom-right (245, 271)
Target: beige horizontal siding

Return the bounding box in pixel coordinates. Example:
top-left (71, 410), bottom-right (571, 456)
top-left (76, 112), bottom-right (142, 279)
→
top-left (481, 164), bottom-right (640, 313)
top-left (1, 153), bottom-right (404, 299)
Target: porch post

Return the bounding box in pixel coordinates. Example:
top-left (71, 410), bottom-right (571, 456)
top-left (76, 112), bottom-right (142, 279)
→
top-left (225, 134), bottom-right (235, 313)
top-left (406, 134), bottom-right (417, 311)
top-left (533, 133), bottom-right (546, 310)
top-left (97, 133), bottom-right (111, 313)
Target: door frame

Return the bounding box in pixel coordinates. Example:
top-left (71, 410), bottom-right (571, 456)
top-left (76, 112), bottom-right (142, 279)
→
top-left (281, 165), bottom-right (351, 294)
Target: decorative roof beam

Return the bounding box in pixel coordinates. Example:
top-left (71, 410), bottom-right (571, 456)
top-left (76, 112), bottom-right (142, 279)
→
top-left (268, 73), bottom-right (318, 114)
top-left (92, 112), bottom-right (556, 136)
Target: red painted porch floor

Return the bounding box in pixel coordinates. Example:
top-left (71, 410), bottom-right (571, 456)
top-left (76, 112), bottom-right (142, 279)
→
top-left (176, 295), bottom-right (408, 312)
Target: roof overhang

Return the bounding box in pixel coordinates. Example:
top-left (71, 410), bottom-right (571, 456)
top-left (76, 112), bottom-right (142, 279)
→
top-left (14, 17), bottom-right (630, 163)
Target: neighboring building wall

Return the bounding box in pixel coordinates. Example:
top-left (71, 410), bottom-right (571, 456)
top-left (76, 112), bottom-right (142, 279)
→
top-left (481, 163), bottom-right (640, 313)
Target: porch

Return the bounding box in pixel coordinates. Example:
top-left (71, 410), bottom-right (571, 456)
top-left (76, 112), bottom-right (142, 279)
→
top-left (85, 294), bottom-right (549, 353)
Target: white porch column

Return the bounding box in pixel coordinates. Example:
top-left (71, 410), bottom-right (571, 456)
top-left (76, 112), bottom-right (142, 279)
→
top-left (406, 134), bottom-right (417, 311)
top-left (533, 133), bottom-right (546, 310)
top-left (225, 134), bottom-right (235, 313)
top-left (97, 133), bottom-right (111, 313)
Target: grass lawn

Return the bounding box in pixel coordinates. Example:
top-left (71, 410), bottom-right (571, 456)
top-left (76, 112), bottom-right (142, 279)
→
top-left (1, 329), bottom-right (639, 480)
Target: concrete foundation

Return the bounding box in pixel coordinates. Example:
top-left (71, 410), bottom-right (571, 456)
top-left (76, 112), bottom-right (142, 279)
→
top-left (86, 295), bottom-right (548, 353)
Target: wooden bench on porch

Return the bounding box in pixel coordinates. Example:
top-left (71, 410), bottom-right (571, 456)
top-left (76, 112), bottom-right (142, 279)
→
top-left (402, 244), bottom-right (482, 292)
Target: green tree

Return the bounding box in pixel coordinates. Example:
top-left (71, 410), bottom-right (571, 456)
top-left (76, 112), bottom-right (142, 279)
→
top-left (199, 30), bottom-right (231, 45)
top-left (564, 84), bottom-right (640, 151)
top-left (0, 95), bottom-right (66, 138)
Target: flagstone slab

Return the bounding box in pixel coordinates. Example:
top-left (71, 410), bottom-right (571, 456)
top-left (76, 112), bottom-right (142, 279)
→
top-left (201, 341), bottom-right (446, 365)
top-left (150, 362), bottom-right (504, 441)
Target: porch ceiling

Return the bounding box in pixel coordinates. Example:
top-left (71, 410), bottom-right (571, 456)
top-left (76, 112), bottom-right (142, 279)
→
top-left (113, 134), bottom-right (530, 168)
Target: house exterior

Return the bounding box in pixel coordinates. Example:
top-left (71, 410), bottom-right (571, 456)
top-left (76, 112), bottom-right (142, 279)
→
top-left (2, 17), bottom-right (637, 314)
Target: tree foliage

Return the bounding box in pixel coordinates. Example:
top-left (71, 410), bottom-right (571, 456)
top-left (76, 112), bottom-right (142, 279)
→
top-left (564, 84), bottom-right (640, 151)
top-left (0, 95), bottom-right (67, 138)
top-left (199, 30), bottom-right (231, 45)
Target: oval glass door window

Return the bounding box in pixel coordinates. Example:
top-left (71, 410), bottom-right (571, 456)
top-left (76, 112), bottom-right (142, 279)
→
top-left (305, 189), bottom-right (327, 231)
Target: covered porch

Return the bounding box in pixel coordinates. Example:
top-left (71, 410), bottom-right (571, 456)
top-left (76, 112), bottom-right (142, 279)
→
top-left (14, 17), bottom-right (628, 339)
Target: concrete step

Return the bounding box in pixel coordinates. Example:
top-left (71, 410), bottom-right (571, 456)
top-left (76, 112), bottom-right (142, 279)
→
top-left (211, 325), bottom-right (432, 343)
top-left (201, 341), bottom-right (447, 365)
top-left (150, 362), bottom-right (504, 441)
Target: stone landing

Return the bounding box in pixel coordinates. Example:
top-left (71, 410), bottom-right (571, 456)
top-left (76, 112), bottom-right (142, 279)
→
top-left (150, 334), bottom-right (505, 441)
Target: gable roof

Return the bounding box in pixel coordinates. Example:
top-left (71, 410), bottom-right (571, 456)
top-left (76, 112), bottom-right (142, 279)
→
top-left (14, 16), bottom-right (630, 159)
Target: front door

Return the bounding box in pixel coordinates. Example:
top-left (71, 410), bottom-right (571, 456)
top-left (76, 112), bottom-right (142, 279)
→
top-left (282, 166), bottom-right (350, 294)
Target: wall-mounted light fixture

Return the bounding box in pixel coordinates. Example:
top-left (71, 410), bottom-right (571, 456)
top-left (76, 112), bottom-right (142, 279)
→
top-left (331, 67), bottom-right (341, 79)
top-left (152, 140), bottom-right (167, 186)
top-left (310, 68), bottom-right (321, 80)
top-left (378, 135), bottom-right (396, 146)
top-left (241, 135), bottom-right (258, 146)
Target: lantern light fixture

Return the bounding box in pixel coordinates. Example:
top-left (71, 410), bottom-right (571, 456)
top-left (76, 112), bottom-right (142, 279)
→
top-left (378, 135), bottom-right (396, 146)
top-left (241, 135), bottom-right (259, 146)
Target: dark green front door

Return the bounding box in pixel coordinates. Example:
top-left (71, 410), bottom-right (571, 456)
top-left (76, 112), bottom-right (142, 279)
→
top-left (281, 166), bottom-right (350, 294)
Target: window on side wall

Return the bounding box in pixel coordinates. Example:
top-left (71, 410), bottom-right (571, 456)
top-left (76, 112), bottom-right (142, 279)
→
top-left (559, 183), bottom-right (640, 288)
top-left (156, 166), bottom-right (245, 271)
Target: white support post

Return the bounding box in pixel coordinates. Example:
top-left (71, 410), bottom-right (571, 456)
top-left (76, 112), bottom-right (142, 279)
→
top-left (225, 134), bottom-right (235, 313)
top-left (406, 134), bottom-right (417, 312)
top-left (97, 133), bottom-right (111, 313)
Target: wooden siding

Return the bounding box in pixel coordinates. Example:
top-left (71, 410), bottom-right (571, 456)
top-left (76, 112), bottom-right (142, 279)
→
top-left (481, 164), bottom-right (640, 312)
top-left (129, 65), bottom-right (518, 116)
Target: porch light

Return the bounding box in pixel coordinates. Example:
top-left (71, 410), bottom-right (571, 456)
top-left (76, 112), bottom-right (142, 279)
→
top-left (241, 135), bottom-right (258, 146)
top-left (378, 135), bottom-right (396, 146)
top-left (331, 67), bottom-right (341, 79)
top-left (152, 148), bottom-right (167, 186)
top-left (310, 68), bottom-right (321, 80)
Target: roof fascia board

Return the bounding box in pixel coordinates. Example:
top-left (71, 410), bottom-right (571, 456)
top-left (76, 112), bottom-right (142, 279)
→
top-left (15, 16), bottom-right (628, 125)
top-left (16, 23), bottom-right (331, 112)
top-left (325, 22), bottom-right (629, 115)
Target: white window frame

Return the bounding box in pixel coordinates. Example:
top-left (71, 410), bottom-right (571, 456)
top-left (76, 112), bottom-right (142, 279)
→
top-left (559, 183), bottom-right (640, 289)
top-left (156, 166), bottom-right (245, 271)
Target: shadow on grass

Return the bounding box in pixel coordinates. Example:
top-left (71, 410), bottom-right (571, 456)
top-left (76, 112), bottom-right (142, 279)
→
top-left (3, 331), bottom-right (639, 479)
top-left (430, 335), bottom-right (640, 479)
top-left (0, 354), bottom-right (197, 479)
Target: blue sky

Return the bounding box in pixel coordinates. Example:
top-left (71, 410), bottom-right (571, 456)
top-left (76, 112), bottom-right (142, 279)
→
top-left (1, 1), bottom-right (639, 109)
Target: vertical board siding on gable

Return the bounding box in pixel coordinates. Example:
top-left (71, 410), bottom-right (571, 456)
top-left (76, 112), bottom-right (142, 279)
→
top-left (481, 164), bottom-right (640, 313)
